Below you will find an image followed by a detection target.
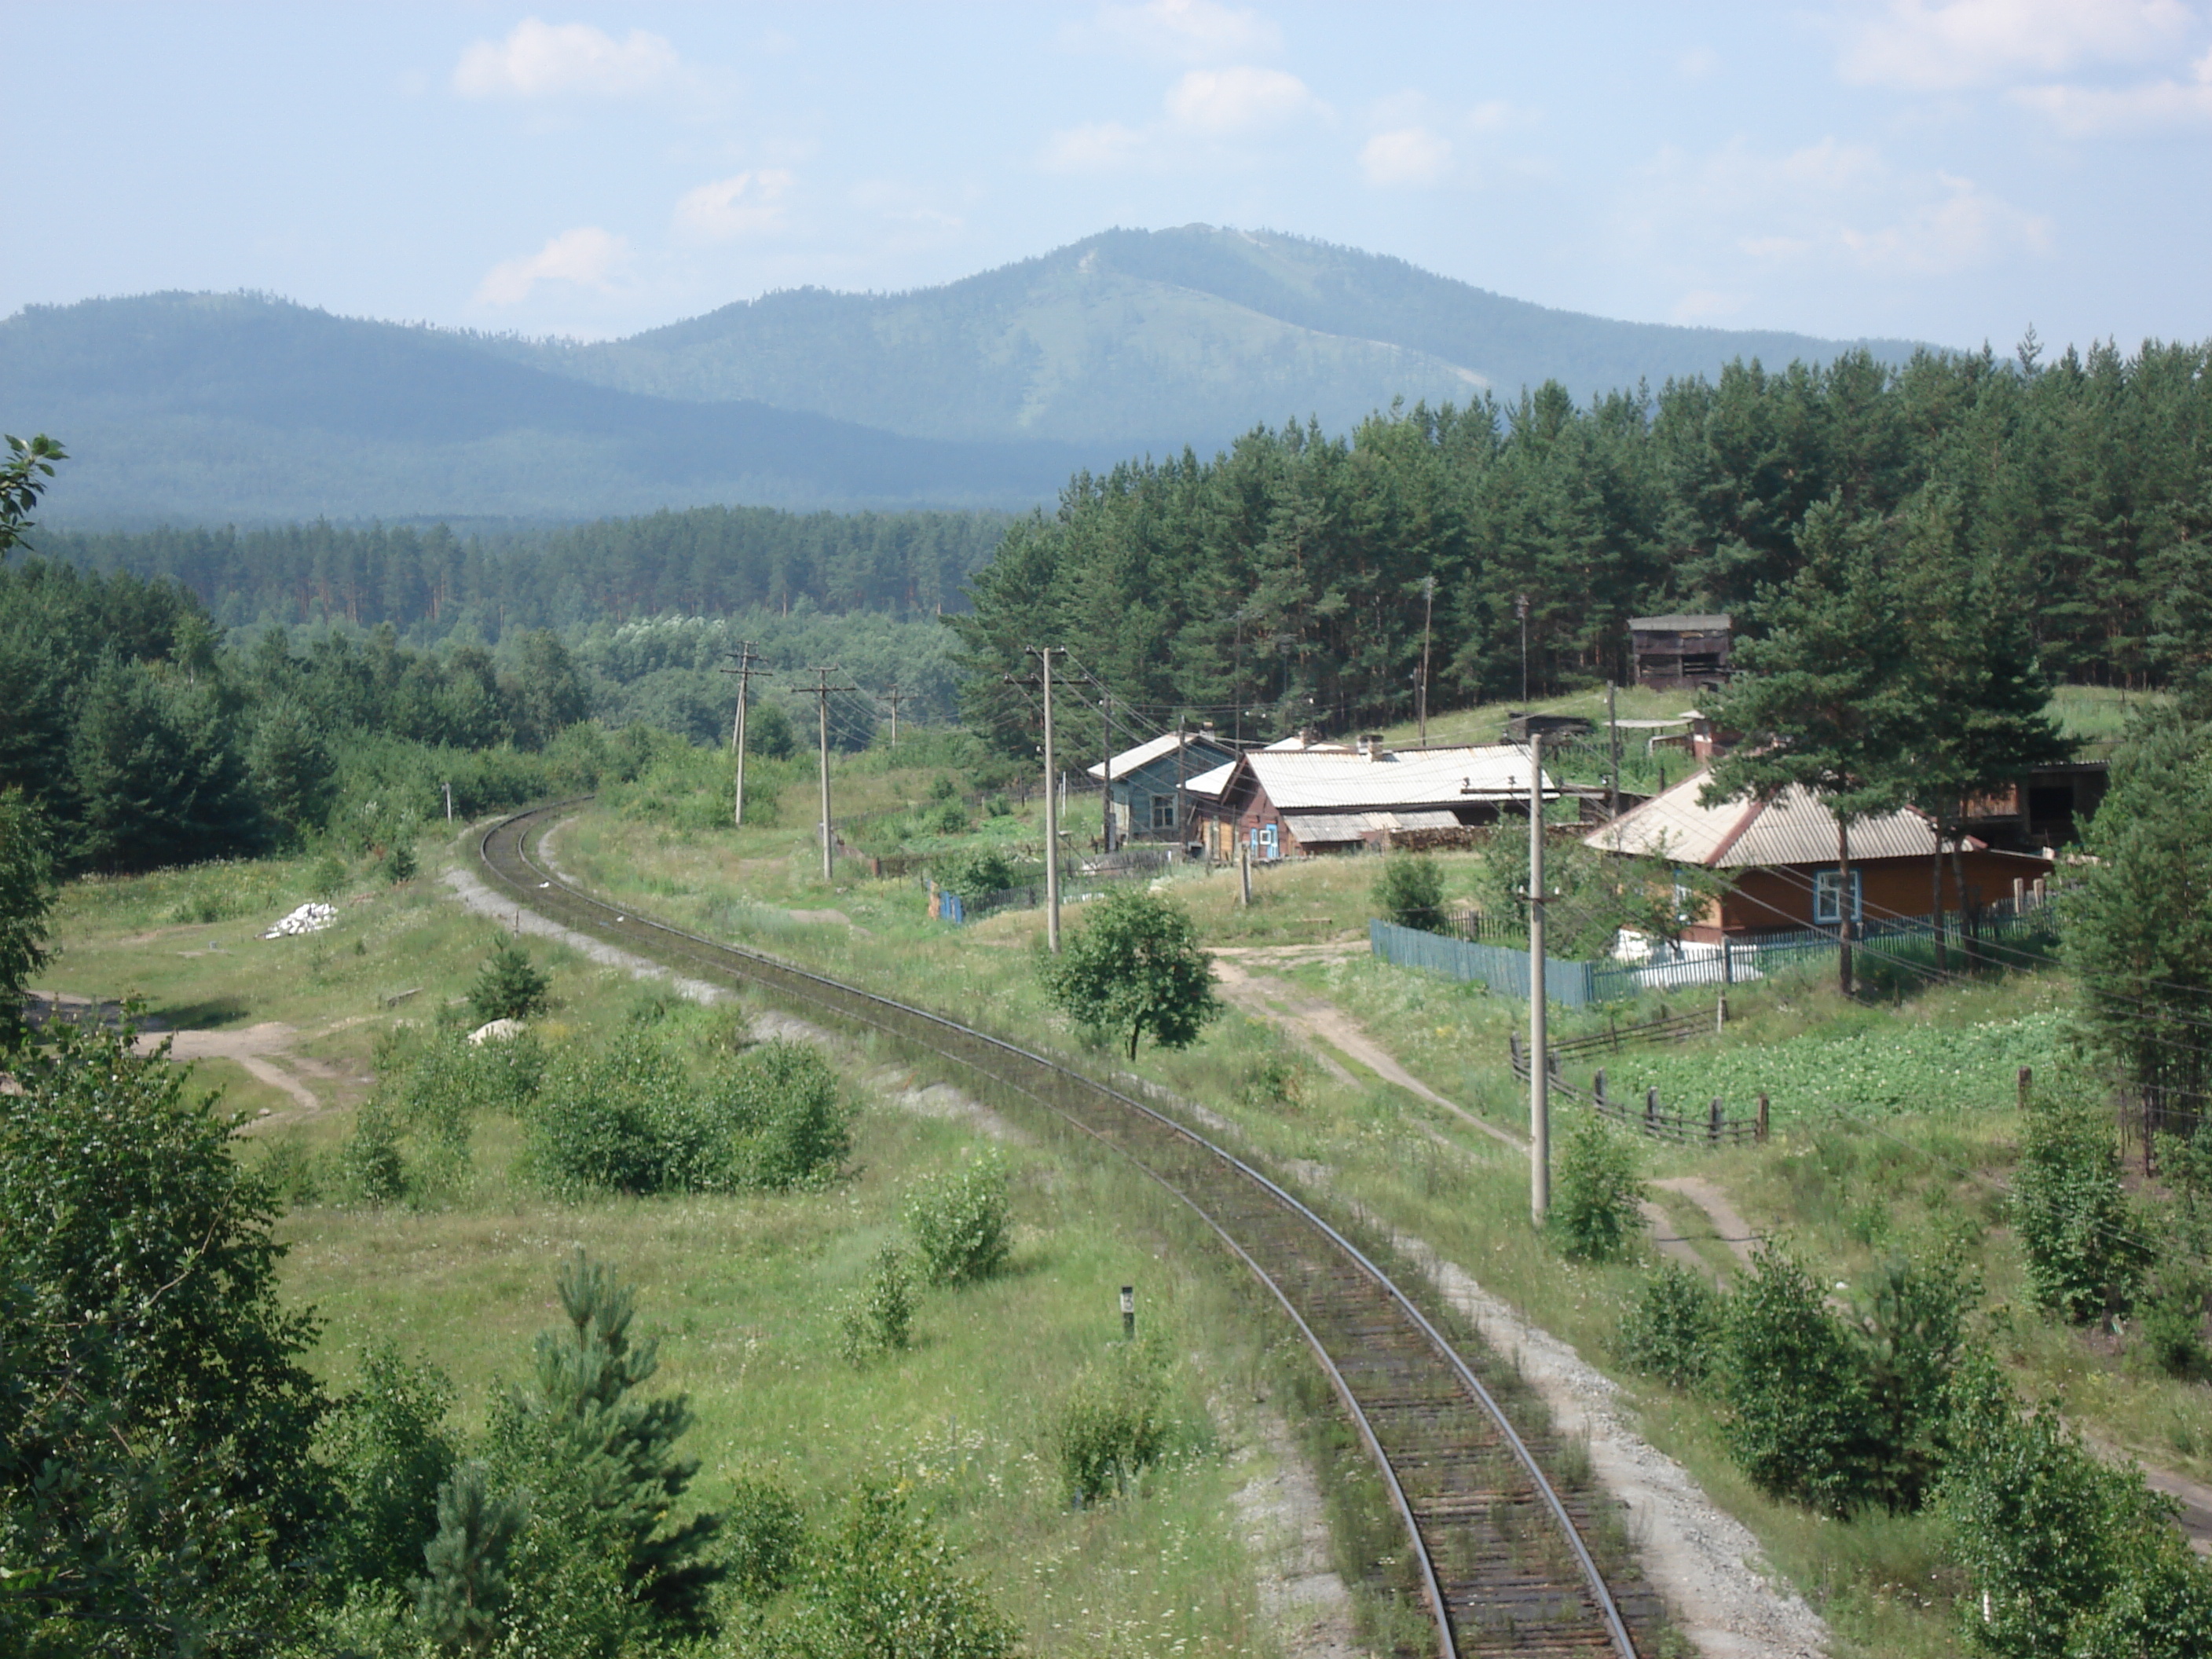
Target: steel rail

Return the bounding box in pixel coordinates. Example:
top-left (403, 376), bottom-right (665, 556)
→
top-left (474, 801), bottom-right (1639, 1657)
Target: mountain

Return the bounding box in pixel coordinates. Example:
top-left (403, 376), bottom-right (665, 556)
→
top-left (0, 291), bottom-right (1095, 526)
top-left (3, 227), bottom-right (1936, 526)
top-left (504, 225), bottom-right (1934, 448)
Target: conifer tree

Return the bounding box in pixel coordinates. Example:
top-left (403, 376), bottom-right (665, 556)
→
top-left (469, 936), bottom-right (551, 1024)
top-left (415, 1462), bottom-right (524, 1652)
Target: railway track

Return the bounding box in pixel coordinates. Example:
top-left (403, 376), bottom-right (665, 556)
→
top-left (477, 802), bottom-right (1647, 1657)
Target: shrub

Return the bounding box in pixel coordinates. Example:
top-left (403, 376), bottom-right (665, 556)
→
top-left (723, 1478), bottom-right (808, 1601)
top-left (1372, 853), bottom-right (1446, 932)
top-left (764, 1482), bottom-right (1020, 1659)
top-left (839, 1246), bottom-right (915, 1366)
top-left (1546, 1113), bottom-right (1645, 1263)
top-left (324, 1345), bottom-right (457, 1590)
top-left (1616, 1264), bottom-right (1723, 1389)
top-left (720, 1039), bottom-right (851, 1191)
top-left (1053, 1339), bottom-right (1172, 1502)
top-left (2135, 1258), bottom-right (2210, 1381)
top-left (904, 1151), bottom-right (1013, 1286)
top-left (470, 936), bottom-right (551, 1024)
top-left (382, 835), bottom-right (418, 883)
top-left (2012, 1095), bottom-right (2151, 1326)
top-left (938, 846), bottom-right (1016, 899)
top-left (1855, 1251), bottom-right (1976, 1514)
top-left (1714, 1246), bottom-right (1879, 1516)
top-left (342, 1096), bottom-right (409, 1207)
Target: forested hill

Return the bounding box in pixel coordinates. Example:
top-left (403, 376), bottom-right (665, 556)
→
top-left (500, 224), bottom-right (1928, 449)
top-left (5, 227), bottom-right (1925, 526)
top-left (0, 292), bottom-right (1093, 525)
top-left (31, 504), bottom-right (1009, 642)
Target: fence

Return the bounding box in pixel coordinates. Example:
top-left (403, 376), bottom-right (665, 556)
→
top-left (937, 849), bottom-right (1188, 925)
top-left (1373, 896), bottom-right (2060, 1005)
top-left (1508, 1033), bottom-right (1766, 1146)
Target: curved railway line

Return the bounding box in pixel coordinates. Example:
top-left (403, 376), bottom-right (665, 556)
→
top-left (477, 802), bottom-right (1650, 1657)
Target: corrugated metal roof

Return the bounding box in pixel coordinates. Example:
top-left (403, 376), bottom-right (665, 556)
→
top-left (1281, 809), bottom-right (1463, 840)
top-left (1584, 770), bottom-right (1951, 867)
top-left (1247, 745), bottom-right (1551, 811)
top-left (1629, 613), bottom-right (1732, 632)
top-left (1085, 731), bottom-right (1230, 781)
top-left (1184, 760), bottom-right (1235, 798)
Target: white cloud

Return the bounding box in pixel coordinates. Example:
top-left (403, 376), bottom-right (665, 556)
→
top-left (1361, 127), bottom-right (1452, 187)
top-left (1164, 66), bottom-right (1317, 132)
top-left (1042, 120), bottom-right (1152, 170)
top-left (453, 18), bottom-right (680, 99)
top-left (1078, 1), bottom-right (1282, 63)
top-left (475, 226), bottom-right (631, 305)
top-left (1624, 137), bottom-right (2049, 286)
top-left (672, 170), bottom-right (794, 244)
top-left (1837, 0), bottom-right (2191, 92)
top-left (2014, 46), bottom-right (2212, 130)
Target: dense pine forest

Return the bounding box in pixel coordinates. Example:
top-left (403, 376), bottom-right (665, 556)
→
top-left (951, 338), bottom-right (2212, 744)
top-left (33, 504), bottom-right (1009, 641)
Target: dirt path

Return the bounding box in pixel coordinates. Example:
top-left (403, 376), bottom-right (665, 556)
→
top-left (1646, 1176), bottom-right (1763, 1274)
top-left (141, 1020), bottom-right (366, 1122)
top-left (1209, 958), bottom-right (1522, 1151)
top-left (1229, 1403), bottom-right (1364, 1658)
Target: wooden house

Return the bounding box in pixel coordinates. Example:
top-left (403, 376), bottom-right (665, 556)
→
top-left (1628, 614), bottom-right (1733, 690)
top-left (1083, 728), bottom-right (1240, 844)
top-left (1584, 770), bottom-right (2053, 938)
top-left (1189, 738), bottom-right (1555, 861)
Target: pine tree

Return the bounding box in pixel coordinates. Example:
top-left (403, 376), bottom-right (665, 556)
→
top-left (415, 1462), bottom-right (524, 1653)
top-left (468, 936), bottom-right (550, 1024)
top-left (489, 1249), bottom-right (723, 1634)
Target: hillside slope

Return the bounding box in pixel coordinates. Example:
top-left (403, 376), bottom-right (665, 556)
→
top-left (0, 292), bottom-right (1093, 525)
top-left (517, 225), bottom-right (1932, 445)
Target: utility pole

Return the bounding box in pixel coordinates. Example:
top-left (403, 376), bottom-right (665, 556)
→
top-left (1174, 718), bottom-right (1188, 854)
top-left (1418, 574), bottom-right (1435, 745)
top-left (1606, 679), bottom-right (1621, 823)
top-left (441, 782), bottom-right (452, 822)
top-left (1528, 730), bottom-right (1550, 1226)
top-left (884, 683), bottom-right (906, 752)
top-left (1100, 690), bottom-right (1116, 854)
top-left (1517, 592), bottom-right (1531, 709)
top-left (800, 665), bottom-right (855, 882)
top-left (1016, 647), bottom-right (1064, 952)
top-left (719, 644), bottom-right (764, 827)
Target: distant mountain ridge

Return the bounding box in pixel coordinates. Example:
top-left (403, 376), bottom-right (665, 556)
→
top-left (512, 225), bottom-right (1932, 447)
top-left (2, 225), bottom-right (1936, 526)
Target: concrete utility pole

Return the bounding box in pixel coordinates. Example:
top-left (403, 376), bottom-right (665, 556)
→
top-left (884, 683), bottom-right (906, 751)
top-left (719, 644), bottom-right (764, 827)
top-left (1174, 719), bottom-right (1188, 852)
top-left (1418, 574), bottom-right (1435, 745)
top-left (1017, 646), bottom-right (1064, 952)
top-left (1528, 730), bottom-right (1550, 1226)
top-left (1606, 680), bottom-right (1621, 823)
top-left (1518, 592), bottom-right (1532, 709)
top-left (1099, 690), bottom-right (1116, 853)
top-left (800, 665), bottom-right (855, 882)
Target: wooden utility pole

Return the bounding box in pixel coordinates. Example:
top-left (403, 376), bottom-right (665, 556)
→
top-left (800, 665), bottom-right (855, 882)
top-left (1174, 719), bottom-right (1188, 852)
top-left (1016, 647), bottom-right (1064, 952)
top-left (1518, 592), bottom-right (1531, 708)
top-left (1418, 575), bottom-right (1435, 745)
top-left (884, 683), bottom-right (907, 751)
top-left (1528, 730), bottom-right (1550, 1225)
top-left (719, 644), bottom-right (764, 827)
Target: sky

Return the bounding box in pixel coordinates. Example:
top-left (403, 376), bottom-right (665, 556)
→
top-left (9, 1), bottom-right (2212, 354)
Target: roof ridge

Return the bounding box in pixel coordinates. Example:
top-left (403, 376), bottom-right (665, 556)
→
top-left (1703, 792), bottom-right (1765, 868)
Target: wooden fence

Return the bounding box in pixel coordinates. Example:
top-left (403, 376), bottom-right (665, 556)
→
top-left (1508, 1031), bottom-right (1767, 1146)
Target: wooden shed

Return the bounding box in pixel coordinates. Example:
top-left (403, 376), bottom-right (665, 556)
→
top-left (1628, 614), bottom-right (1733, 690)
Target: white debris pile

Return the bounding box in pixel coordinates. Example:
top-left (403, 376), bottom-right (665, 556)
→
top-left (262, 903), bottom-right (336, 939)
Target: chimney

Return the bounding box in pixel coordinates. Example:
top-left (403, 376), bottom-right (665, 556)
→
top-left (1359, 732), bottom-right (1387, 762)
top-left (1298, 725), bottom-right (1318, 748)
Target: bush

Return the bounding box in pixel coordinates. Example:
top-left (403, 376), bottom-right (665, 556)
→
top-left (2012, 1095), bottom-right (2150, 1326)
top-left (1053, 1339), bottom-right (1172, 1502)
top-left (938, 845), bottom-right (1016, 899)
top-left (1616, 1264), bottom-right (1723, 1389)
top-left (524, 1034), bottom-right (848, 1198)
top-left (2136, 1258), bottom-right (2210, 1381)
top-left (762, 1482), bottom-right (1020, 1659)
top-left (1715, 1246), bottom-right (1879, 1516)
top-left (904, 1151), bottom-right (1013, 1286)
top-left (1546, 1113), bottom-right (1645, 1262)
top-left (470, 936), bottom-right (551, 1024)
top-left (324, 1345), bottom-right (457, 1590)
top-left (839, 1246), bottom-right (916, 1366)
top-left (1372, 853), bottom-right (1446, 932)
top-left (342, 1095), bottom-right (409, 1207)
top-left (723, 1477), bottom-right (808, 1601)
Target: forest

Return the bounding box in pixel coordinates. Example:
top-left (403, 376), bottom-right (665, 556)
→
top-left (950, 335), bottom-right (2212, 747)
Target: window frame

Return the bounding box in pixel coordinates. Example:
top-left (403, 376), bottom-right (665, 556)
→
top-left (1812, 867), bottom-right (1863, 925)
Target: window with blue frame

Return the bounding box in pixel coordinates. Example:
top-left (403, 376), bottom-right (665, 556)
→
top-left (1813, 867), bottom-right (1862, 925)
top-left (1260, 822), bottom-right (1280, 859)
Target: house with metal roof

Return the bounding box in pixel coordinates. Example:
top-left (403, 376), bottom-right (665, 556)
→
top-left (1193, 738), bottom-right (1554, 861)
top-left (1083, 728), bottom-right (1240, 845)
top-left (1585, 769), bottom-right (2054, 938)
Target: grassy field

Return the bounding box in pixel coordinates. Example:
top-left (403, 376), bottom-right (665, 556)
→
top-left (35, 840), bottom-right (1415, 1659)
